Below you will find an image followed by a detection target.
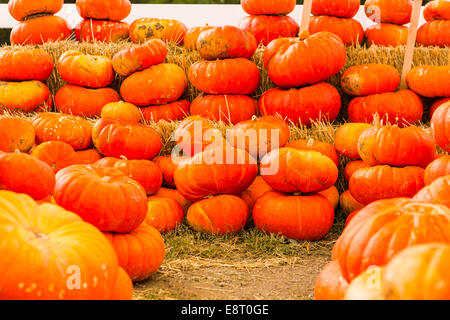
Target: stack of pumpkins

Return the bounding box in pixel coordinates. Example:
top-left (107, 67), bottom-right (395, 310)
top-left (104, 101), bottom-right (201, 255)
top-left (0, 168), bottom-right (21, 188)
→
top-left (308, 0), bottom-right (364, 46)
top-left (364, 0), bottom-right (412, 47)
top-left (188, 26), bottom-right (260, 125)
top-left (74, 0), bottom-right (131, 43)
top-left (417, 0), bottom-right (450, 47)
top-left (8, 0), bottom-right (72, 45)
top-left (238, 0), bottom-right (299, 46)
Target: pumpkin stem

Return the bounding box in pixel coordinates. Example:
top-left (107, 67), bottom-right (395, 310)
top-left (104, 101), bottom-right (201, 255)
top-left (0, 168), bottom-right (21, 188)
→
top-left (298, 30), bottom-right (310, 40)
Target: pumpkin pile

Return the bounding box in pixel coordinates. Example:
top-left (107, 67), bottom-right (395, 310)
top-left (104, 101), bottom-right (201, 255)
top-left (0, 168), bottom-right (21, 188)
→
top-left (238, 0), bottom-right (299, 46)
top-left (417, 0), bottom-right (450, 47)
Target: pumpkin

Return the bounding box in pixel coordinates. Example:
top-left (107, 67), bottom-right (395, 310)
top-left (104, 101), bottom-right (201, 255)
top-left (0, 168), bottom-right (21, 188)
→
top-left (341, 64), bottom-right (401, 96)
top-left (318, 186), bottom-right (340, 209)
top-left (339, 190), bottom-right (365, 216)
top-left (424, 0), bottom-right (450, 21)
top-left (145, 196), bottom-right (184, 233)
top-left (348, 89), bottom-right (424, 127)
top-left (196, 26), bottom-right (257, 60)
top-left (75, 149), bottom-right (103, 165)
top-left (259, 83), bottom-right (341, 126)
top-left (357, 125), bottom-right (436, 168)
top-left (0, 117), bottom-right (35, 153)
top-left (345, 209), bottom-right (362, 227)
top-left (190, 95), bottom-right (257, 125)
top-left (154, 187), bottom-right (192, 214)
top-left (75, 19), bottom-right (129, 43)
top-left (335, 123), bottom-right (373, 159)
top-left (30, 141), bottom-right (78, 173)
top-left (344, 267), bottom-right (384, 300)
top-left (424, 155), bottom-right (450, 185)
top-left (54, 165), bottom-right (148, 233)
top-left (154, 155), bottom-right (187, 188)
top-left (31, 112), bottom-right (93, 150)
top-left (286, 139), bottom-right (339, 167)
top-left (57, 51), bottom-right (114, 89)
top-left (187, 195), bottom-right (249, 235)
top-left (241, 0), bottom-right (296, 15)
top-left (260, 148), bottom-right (338, 193)
top-left (263, 32), bottom-right (346, 88)
top-left (431, 102), bottom-right (450, 152)
top-left (344, 160), bottom-right (371, 182)
top-left (407, 66), bottom-right (450, 98)
top-left (141, 100), bottom-right (190, 123)
top-left (416, 20), bottom-right (450, 47)
top-left (95, 157), bottom-right (163, 195)
top-left (333, 198), bottom-right (450, 282)
top-left (314, 261), bottom-right (349, 301)
top-left (0, 152), bottom-right (55, 200)
top-left (309, 16), bottom-right (364, 45)
top-left (184, 25), bottom-right (215, 50)
top-left (10, 15), bottom-right (72, 45)
top-left (112, 39), bottom-right (167, 77)
top-left (101, 101), bottom-right (141, 123)
top-left (228, 115), bottom-right (291, 160)
top-left (0, 80), bottom-right (52, 113)
top-left (8, 0), bottom-right (63, 21)
top-left (365, 23), bottom-right (408, 47)
top-left (188, 58), bottom-right (260, 95)
top-left (103, 223), bottom-right (165, 282)
top-left (430, 98), bottom-right (450, 119)
top-left (413, 175), bottom-right (450, 208)
top-left (55, 85), bottom-right (121, 118)
top-left (364, 0), bottom-right (412, 25)
top-left (76, 0), bottom-right (131, 21)
top-left (110, 268), bottom-right (133, 300)
top-left (240, 176), bottom-right (274, 210)
top-left (174, 146), bottom-right (258, 202)
top-left (311, 0), bottom-right (360, 18)
top-left (253, 191), bottom-right (335, 241)
top-left (92, 118), bottom-right (162, 160)
top-left (121, 63), bottom-right (187, 107)
top-left (0, 191), bottom-right (120, 300)
top-left (0, 48), bottom-right (54, 81)
top-left (129, 18), bottom-right (187, 44)
top-left (349, 166), bottom-right (425, 205)
top-left (239, 15), bottom-right (299, 46)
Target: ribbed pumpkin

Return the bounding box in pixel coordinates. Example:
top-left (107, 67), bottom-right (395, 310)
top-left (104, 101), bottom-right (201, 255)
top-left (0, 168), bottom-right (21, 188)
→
top-left (174, 146), bottom-right (258, 202)
top-left (339, 190), bottom-right (365, 216)
top-left (424, 0), bottom-right (450, 21)
top-left (314, 261), bottom-right (349, 301)
top-left (0, 80), bottom-right (52, 113)
top-left (55, 85), bottom-right (121, 118)
top-left (0, 117), bottom-right (35, 153)
top-left (424, 155), bottom-right (450, 185)
top-left (54, 165), bottom-right (148, 233)
top-left (121, 63), bottom-right (187, 107)
top-left (196, 26), bottom-right (257, 60)
top-left (145, 196), bottom-right (184, 233)
top-left (10, 15), bottom-right (72, 45)
top-left (309, 16), bottom-right (364, 45)
top-left (260, 148), bottom-right (338, 194)
top-left (430, 98), bottom-right (450, 119)
top-left (184, 26), bottom-right (215, 50)
top-left (349, 166), bottom-right (425, 205)
top-left (187, 195), bottom-right (249, 235)
top-left (335, 123), bottom-right (373, 159)
top-left (416, 20), bottom-right (450, 47)
top-left (30, 141), bottom-right (78, 173)
top-left (311, 0), bottom-right (360, 18)
top-left (341, 64), bottom-right (400, 96)
top-left (154, 187), bottom-right (192, 214)
top-left (253, 191), bottom-right (335, 241)
top-left (239, 15), bottom-right (299, 46)
top-left (188, 58), bottom-right (260, 95)
top-left (334, 198), bottom-right (450, 282)
top-left (413, 175), bottom-right (450, 208)
top-left (101, 101), bottom-right (141, 123)
top-left (407, 66), bottom-right (450, 98)
top-left (431, 102), bottom-right (450, 152)
top-left (259, 83), bottom-right (341, 126)
top-left (240, 176), bottom-right (273, 210)
top-left (0, 152), bottom-right (55, 201)
top-left (344, 160), bottom-right (371, 182)
top-left (103, 223), bottom-right (165, 282)
top-left (75, 149), bottom-right (103, 165)
top-left (110, 267), bottom-right (133, 300)
top-left (241, 0), bottom-right (296, 15)
top-left (364, 0), bottom-right (412, 25)
top-left (129, 18), bottom-right (187, 44)
top-left (286, 139), bottom-right (339, 167)
top-left (112, 39), bottom-right (167, 77)
top-left (0, 48), bottom-right (54, 81)
top-left (75, 19), bottom-right (130, 43)
top-left (92, 118), bottom-right (163, 160)
top-left (95, 157), bottom-right (163, 195)
top-left (141, 100), bottom-right (190, 123)
top-left (155, 155), bottom-right (187, 188)
top-left (318, 186), bottom-right (340, 209)
top-left (31, 112), bottom-right (93, 150)
top-left (357, 125), bottom-right (436, 168)
top-left (365, 23), bottom-right (408, 47)
top-left (8, 0), bottom-right (63, 21)
top-left (263, 32), bottom-right (346, 88)
top-left (76, 0), bottom-right (131, 21)
top-left (348, 89), bottom-right (424, 127)
top-left (0, 191), bottom-right (120, 300)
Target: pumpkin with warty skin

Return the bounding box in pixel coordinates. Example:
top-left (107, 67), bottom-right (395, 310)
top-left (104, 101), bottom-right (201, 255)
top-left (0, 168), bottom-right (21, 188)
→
top-left (76, 0), bottom-right (131, 21)
top-left (0, 191), bottom-right (120, 300)
top-left (260, 148), bottom-right (338, 194)
top-left (239, 15), bottom-right (299, 46)
top-left (101, 101), bottom-right (141, 123)
top-left (0, 117), bottom-right (35, 153)
top-left (344, 160), bottom-right (371, 182)
top-left (339, 190), bottom-right (365, 216)
top-left (364, 0), bottom-right (412, 25)
top-left (129, 18), bottom-right (187, 45)
top-left (10, 15), bottom-right (71, 45)
top-left (92, 118), bottom-right (163, 160)
top-left (431, 102), bottom-right (450, 152)
top-left (0, 152), bottom-right (55, 201)
top-left (31, 141), bottom-right (78, 173)
top-left (309, 16), bottom-right (364, 45)
top-left (241, 0), bottom-right (296, 15)
top-left (184, 26), bottom-right (215, 50)
top-left (365, 23), bottom-right (408, 47)
top-left (333, 198), bottom-right (450, 282)
top-left (416, 20), bottom-right (450, 47)
top-left (8, 0), bottom-right (63, 21)
top-left (259, 83), bottom-right (341, 126)
top-left (141, 100), bottom-right (190, 123)
top-left (240, 176), bottom-right (273, 210)
top-left (314, 261), bottom-right (349, 301)
top-left (0, 80), bottom-right (52, 113)
top-left (263, 32), bottom-right (346, 88)
top-left (413, 175), bottom-right (450, 208)
top-left (424, 155), bottom-right (450, 185)
top-left (154, 188), bottom-right (192, 214)
top-left (286, 139), bottom-right (339, 167)
top-left (0, 48), bottom-right (54, 81)
top-left (334, 123), bottom-right (373, 159)
top-left (253, 191), bottom-right (335, 241)
top-left (75, 19), bottom-right (129, 43)
top-left (145, 196), bottom-right (184, 233)
top-left (110, 268), bottom-right (133, 300)
top-left (424, 0), bottom-right (450, 21)
top-left (311, 0), bottom-right (360, 18)
top-left (349, 165), bottom-right (425, 205)
top-left (406, 66), bottom-right (450, 98)
top-left (187, 195), bottom-right (249, 235)
top-left (54, 165), bottom-right (148, 233)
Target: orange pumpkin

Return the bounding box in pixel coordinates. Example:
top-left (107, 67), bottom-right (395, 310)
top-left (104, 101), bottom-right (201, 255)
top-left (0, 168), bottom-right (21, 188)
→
top-left (0, 48), bottom-right (54, 81)
top-left (241, 0), bottom-right (296, 15)
top-left (8, 0), bottom-right (63, 21)
top-left (344, 160), bottom-right (371, 182)
top-left (75, 149), bottom-right (103, 165)
top-left (30, 141), bottom-right (78, 173)
top-left (141, 100), bottom-right (190, 123)
top-left (416, 20), bottom-right (450, 47)
top-left (10, 15), bottom-right (71, 45)
top-left (430, 98), bottom-right (450, 120)
top-left (75, 19), bottom-right (129, 43)
top-left (335, 123), bottom-right (373, 159)
top-left (110, 267), bottom-right (133, 300)
top-left (424, 155), bottom-right (450, 185)
top-left (129, 18), bottom-right (187, 44)
top-left (154, 187), bottom-right (192, 214)
top-left (431, 102), bottom-right (450, 152)
top-left (253, 191), bottom-right (335, 241)
top-left (0, 80), bottom-right (52, 113)
top-left (309, 16), bottom-right (364, 45)
top-left (364, 0), bottom-right (412, 25)
top-left (424, 0), bottom-right (450, 21)
top-left (187, 195), bottom-right (249, 234)
top-left (365, 23), bottom-right (408, 47)
top-left (413, 175), bottom-right (450, 208)
top-left (145, 196), bottom-right (184, 233)
top-left (54, 165), bottom-right (148, 233)
top-left (76, 0), bottom-right (132, 21)
top-left (286, 139), bottom-right (339, 167)
top-left (154, 155), bottom-right (187, 188)
top-left (184, 25), bottom-right (215, 50)
top-left (318, 186), bottom-right (340, 209)
top-left (314, 261), bottom-right (349, 301)
top-left (407, 66), bottom-right (450, 98)
top-left (343, 267), bottom-right (384, 300)
top-left (240, 176), bottom-right (274, 210)
top-left (101, 101), bottom-right (141, 123)
top-left (239, 15), bottom-right (299, 46)
top-left (0, 117), bottom-right (35, 153)
top-left (312, 0), bottom-right (360, 18)
top-left (339, 190), bottom-right (365, 216)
